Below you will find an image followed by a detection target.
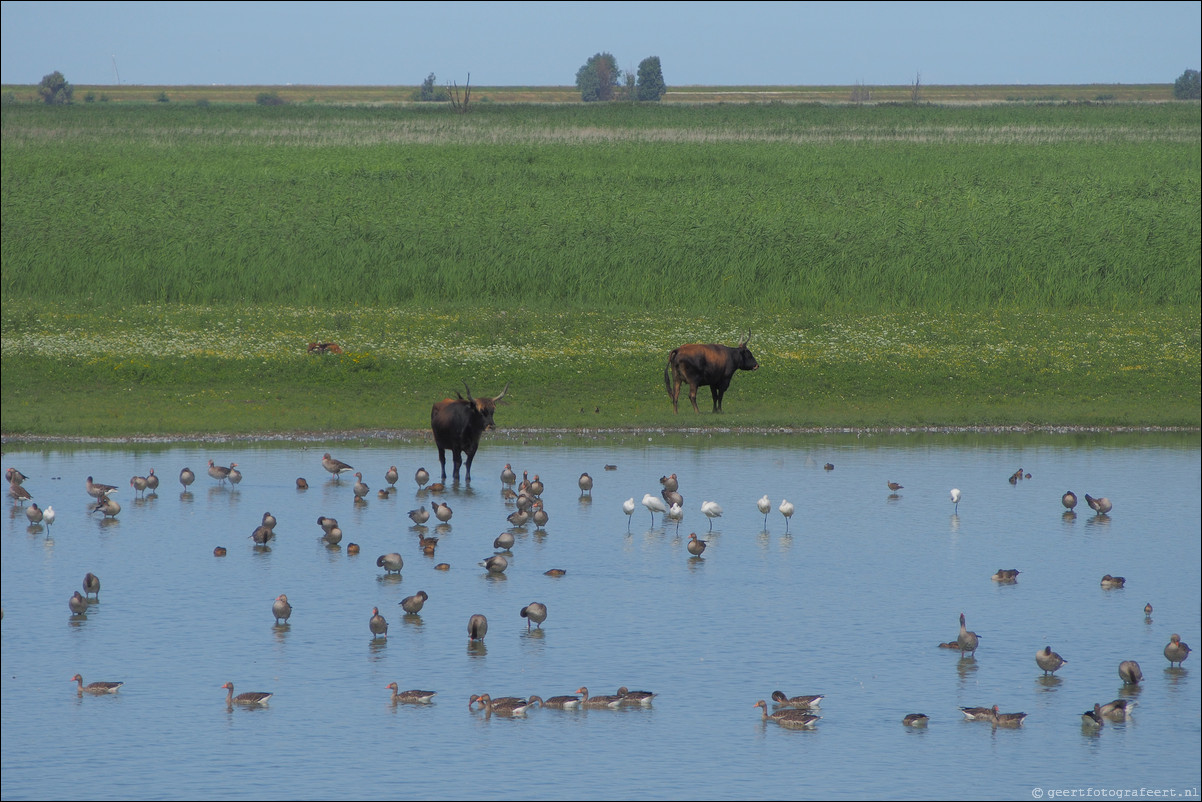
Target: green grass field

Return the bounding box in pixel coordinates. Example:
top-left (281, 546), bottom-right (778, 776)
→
top-left (2, 97), bottom-right (1198, 436)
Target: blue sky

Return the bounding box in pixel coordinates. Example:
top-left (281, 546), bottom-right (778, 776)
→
top-left (1, 1), bottom-right (1198, 87)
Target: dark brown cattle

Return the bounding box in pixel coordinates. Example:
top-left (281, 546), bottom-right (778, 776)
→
top-left (664, 332), bottom-right (758, 413)
top-left (430, 382), bottom-right (509, 481)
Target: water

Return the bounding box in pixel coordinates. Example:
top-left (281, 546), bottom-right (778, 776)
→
top-left (2, 432), bottom-right (1199, 801)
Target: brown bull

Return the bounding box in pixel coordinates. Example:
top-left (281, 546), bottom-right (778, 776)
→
top-left (664, 331), bottom-right (758, 413)
top-left (430, 382), bottom-right (509, 482)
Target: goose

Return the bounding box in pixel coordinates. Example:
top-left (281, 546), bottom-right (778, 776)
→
top-left (616, 687), bottom-right (656, 705)
top-left (1085, 494), bottom-right (1112, 515)
top-left (90, 495), bottom-right (121, 518)
top-left (72, 675), bottom-right (123, 695)
top-left (206, 460), bottom-right (232, 484)
top-left (376, 553), bottom-right (403, 574)
top-left (756, 494), bottom-right (771, 526)
top-left (385, 466), bottom-right (399, 487)
top-left (179, 467), bottom-right (196, 489)
top-left (10, 482), bottom-right (32, 506)
top-left (990, 706), bottom-right (1028, 727)
top-left (578, 473), bottom-right (593, 496)
top-left (1099, 699), bottom-right (1136, 720)
top-left (250, 524), bottom-right (274, 546)
top-left (130, 475), bottom-right (149, 498)
top-left (661, 488), bottom-right (683, 508)
top-left (83, 572), bottom-right (101, 600)
top-left (576, 687), bottom-right (623, 708)
top-left (414, 467), bottom-right (429, 489)
top-left (493, 531), bottom-right (515, 551)
top-left (531, 501), bottom-right (549, 530)
top-left (469, 693), bottom-right (526, 709)
top-left (222, 682), bottom-right (271, 706)
top-left (903, 713), bottom-right (930, 727)
top-left (321, 453), bottom-right (354, 480)
top-left (5, 467), bottom-right (28, 485)
top-left (352, 472), bottom-right (369, 500)
top-left (622, 497), bottom-right (636, 529)
top-left (771, 691), bottom-right (823, 709)
top-left (1118, 660), bottom-right (1143, 685)
top-left (369, 607), bottom-right (388, 638)
top-left (145, 468), bottom-right (159, 492)
top-left (642, 493), bottom-right (667, 525)
top-left (86, 476), bottom-right (118, 498)
top-left (69, 591), bottom-right (89, 616)
top-left (528, 693), bottom-right (581, 709)
top-left (779, 499), bottom-right (795, 531)
top-left (686, 533), bottom-right (707, 556)
top-left (399, 591), bottom-right (428, 615)
top-left (950, 488), bottom-right (961, 513)
top-left (755, 699), bottom-right (820, 728)
top-left (701, 500), bottom-right (723, 530)
top-left (1062, 490), bottom-right (1078, 511)
top-left (227, 465), bottom-right (242, 485)
top-left (24, 502), bottom-right (43, 525)
top-left (887, 481), bottom-right (904, 492)
top-left (431, 501), bottom-right (453, 523)
top-left (468, 614), bottom-right (488, 641)
top-left (992, 569), bottom-right (1021, 582)
top-left (261, 511), bottom-right (277, 530)
top-left (520, 602), bottom-right (547, 630)
top-left (272, 594), bottom-right (292, 624)
top-left (529, 475), bottom-right (544, 497)
top-left (500, 464), bottom-right (517, 487)
top-left (481, 555), bottom-right (508, 575)
top-left (476, 693), bottom-right (531, 716)
top-left (1164, 633), bottom-right (1191, 667)
top-left (385, 683), bottom-right (436, 704)
top-left (408, 506), bottom-right (430, 526)
top-left (957, 612), bottom-right (980, 657)
top-left (1036, 646), bottom-right (1067, 675)
top-left (1100, 574), bottom-right (1126, 589)
top-left (659, 474), bottom-right (679, 493)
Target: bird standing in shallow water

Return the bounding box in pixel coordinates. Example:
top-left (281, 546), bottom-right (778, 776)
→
top-left (1164, 633), bottom-right (1191, 667)
top-left (957, 612), bottom-right (980, 657)
top-left (179, 467), bottom-right (195, 490)
top-left (481, 555), bottom-right (508, 575)
top-left (369, 607), bottom-right (388, 638)
top-left (950, 488), bottom-right (961, 513)
top-left (642, 493), bottom-right (667, 526)
top-left (414, 467), bottom-right (429, 489)
top-left (376, 553), bottom-right (403, 574)
top-left (1036, 646), bottom-right (1067, 675)
top-left (501, 464), bottom-right (517, 487)
top-left (321, 453), bottom-right (354, 481)
top-left (25, 503), bottom-right (43, 525)
top-left (69, 591), bottom-right (88, 616)
top-left (468, 613), bottom-right (488, 641)
top-left (272, 594), bottom-right (292, 624)
top-left (1085, 494), bottom-right (1112, 515)
top-left (1118, 660), bottom-right (1143, 684)
top-left (578, 473), bottom-right (593, 496)
top-left (384, 466), bottom-right (399, 487)
top-left (43, 505), bottom-right (55, 530)
top-left (757, 495), bottom-right (771, 527)
top-left (622, 497), bottom-right (635, 529)
top-left (779, 499), bottom-right (794, 531)
top-left (400, 591), bottom-right (428, 615)
top-left (206, 461), bottom-right (232, 484)
top-left (701, 501), bottom-right (723, 530)
top-left (353, 473), bottom-right (369, 500)
top-left (520, 602), bottom-right (547, 630)
top-left (687, 533), bottom-right (707, 556)
top-left (431, 501), bottom-right (453, 524)
top-left (408, 507), bottom-right (430, 526)
top-left (83, 572), bottom-right (101, 600)
top-left (1062, 491), bottom-right (1078, 511)
top-left (887, 481), bottom-right (903, 492)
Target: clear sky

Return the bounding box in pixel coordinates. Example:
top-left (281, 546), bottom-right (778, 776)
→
top-left (1, 1), bottom-right (1198, 87)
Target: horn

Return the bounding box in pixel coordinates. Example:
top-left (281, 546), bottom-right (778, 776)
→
top-left (462, 381), bottom-right (474, 403)
top-left (739, 329), bottom-right (751, 346)
top-left (492, 382), bottom-right (510, 403)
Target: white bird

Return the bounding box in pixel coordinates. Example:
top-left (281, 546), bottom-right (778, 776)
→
top-left (666, 502), bottom-right (684, 530)
top-left (642, 493), bottom-right (667, 525)
top-left (622, 497), bottom-right (636, 529)
top-left (950, 488), bottom-right (961, 513)
top-left (778, 499), bottom-right (794, 532)
top-left (701, 500), bottom-right (723, 530)
top-left (757, 494), bottom-right (771, 527)
top-left (43, 505), bottom-right (56, 530)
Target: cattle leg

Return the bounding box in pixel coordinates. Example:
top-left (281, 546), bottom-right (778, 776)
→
top-left (436, 447), bottom-right (448, 481)
top-left (711, 385), bottom-right (722, 413)
top-left (462, 448), bottom-right (477, 482)
top-left (688, 383), bottom-right (701, 414)
top-left (451, 450), bottom-right (463, 481)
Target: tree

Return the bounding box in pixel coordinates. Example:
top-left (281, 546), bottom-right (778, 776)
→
top-left (1174, 69), bottom-right (1200, 100)
top-left (636, 56), bottom-right (666, 101)
top-left (575, 52), bottom-right (620, 102)
top-left (38, 71), bottom-right (73, 105)
top-left (414, 72), bottom-right (450, 102)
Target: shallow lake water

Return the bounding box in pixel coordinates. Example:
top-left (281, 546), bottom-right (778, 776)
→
top-left (2, 431), bottom-right (1199, 801)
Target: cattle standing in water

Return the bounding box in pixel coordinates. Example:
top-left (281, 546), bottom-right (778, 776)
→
top-left (430, 382), bottom-right (509, 482)
top-left (664, 331), bottom-right (759, 413)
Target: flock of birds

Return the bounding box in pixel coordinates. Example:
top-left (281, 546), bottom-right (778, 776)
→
top-left (5, 456), bottom-right (1192, 728)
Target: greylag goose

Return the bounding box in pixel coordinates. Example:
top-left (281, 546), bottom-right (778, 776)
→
top-left (376, 553), bottom-right (404, 574)
top-left (662, 488), bottom-right (683, 508)
top-left (386, 683), bottom-right (436, 704)
top-left (272, 594), bottom-right (292, 624)
top-left (1164, 633), bottom-right (1191, 667)
top-left (903, 713), bottom-right (929, 727)
top-left (25, 503), bottom-right (43, 524)
top-left (385, 466), bottom-right (399, 487)
top-left (250, 524), bottom-right (274, 546)
top-left (89, 494), bottom-right (121, 518)
top-left (179, 467), bottom-right (195, 489)
top-left (145, 468), bottom-right (159, 492)
top-left (130, 475), bottom-right (149, 498)
top-left (83, 572), bottom-right (101, 600)
top-left (261, 511), bottom-right (277, 530)
top-left (5, 467), bottom-right (28, 485)
top-left (520, 602), bottom-right (547, 630)
top-left (660, 473), bottom-right (679, 493)
top-left (990, 706), bottom-right (1028, 727)
top-left (408, 506), bottom-right (430, 525)
top-left (506, 508), bottom-right (531, 528)
top-left (576, 687), bottom-right (623, 708)
top-left (431, 501), bottom-right (453, 524)
top-left (227, 465), bottom-right (242, 485)
top-left (528, 693), bottom-right (581, 709)
top-left (72, 674), bottom-right (123, 694)
top-left (321, 453), bottom-right (353, 480)
top-left (493, 531), bottom-right (515, 551)
top-left (352, 473), bottom-right (369, 500)
top-left (578, 473), bottom-right (593, 496)
top-left (10, 482), bottom-right (32, 506)
top-left (1036, 646), bottom-right (1067, 675)
top-left (755, 699), bottom-right (820, 728)
top-left (957, 612), bottom-right (980, 657)
top-left (1118, 660), bottom-right (1143, 684)
top-left (1099, 699), bottom-right (1136, 720)
top-left (500, 464), bottom-right (517, 487)
top-left (531, 501), bottom-right (548, 529)
top-left (686, 533), bottom-right (707, 556)
top-left (481, 555), bottom-right (508, 575)
top-left (1062, 491), bottom-right (1078, 511)
top-left (206, 460), bottom-right (232, 484)
top-left (468, 614), bottom-right (488, 641)
top-left (86, 476), bottom-right (118, 498)
top-left (616, 687), bottom-right (656, 705)
top-left (1082, 705), bottom-right (1104, 728)
top-left (1085, 494), bottom-right (1112, 515)
top-left (771, 691), bottom-right (823, 709)
top-left (400, 591), bottom-right (428, 615)
top-left (223, 682), bottom-right (271, 706)
top-left (529, 475), bottom-right (544, 497)
top-left (476, 693), bottom-right (531, 716)
top-left (959, 706), bottom-right (995, 721)
top-left (369, 606), bottom-right (388, 638)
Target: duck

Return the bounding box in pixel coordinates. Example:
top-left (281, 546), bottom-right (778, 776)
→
top-left (1118, 660), bottom-right (1143, 685)
top-left (903, 713), bottom-right (930, 727)
top-left (468, 613), bottom-right (488, 641)
top-left (1164, 633), bottom-right (1191, 667)
top-left (476, 693), bottom-right (531, 716)
top-left (431, 501), bottom-right (453, 524)
top-left (369, 606), bottom-right (388, 638)
top-left (1099, 699), bottom-right (1136, 720)
top-left (576, 687), bottom-right (623, 708)
top-left (399, 591), bottom-right (428, 615)
top-left (206, 460), bottom-right (232, 484)
top-left (950, 488), bottom-right (961, 513)
top-left (317, 516), bottom-right (339, 535)
top-left (578, 473), bottom-right (593, 496)
top-left (83, 572), bottom-right (101, 600)
top-left (1036, 646), bottom-right (1067, 675)
top-left (957, 612), bottom-right (980, 657)
top-left (493, 531), bottom-right (515, 551)
top-left (1144, 602), bottom-right (1153, 617)
top-left (222, 682), bottom-right (272, 706)
top-left (616, 687), bottom-right (656, 705)
top-left (408, 506), bottom-right (430, 526)
top-left (756, 494), bottom-right (771, 526)
top-left (272, 594), bottom-right (292, 624)
top-left (686, 532), bottom-right (707, 556)
top-left (887, 481), bottom-right (904, 492)
top-left (346, 543), bottom-right (361, 555)
top-left (779, 499), bottom-right (795, 531)
top-left (755, 699), bottom-right (820, 728)
top-left (1062, 490), bottom-right (1078, 511)
top-left (130, 475), bottom-right (149, 498)
top-left (481, 555), bottom-right (508, 575)
top-left (434, 563), bottom-right (450, 571)
top-left (959, 706), bottom-right (995, 721)
top-left (500, 464), bottom-right (517, 487)
top-left (771, 691), bottom-right (823, 709)
top-left (1082, 705), bottom-right (1105, 728)
top-left (1085, 494), bottom-right (1112, 515)
top-left (321, 453), bottom-right (354, 480)
top-left (544, 568), bottom-right (567, 577)
top-left (701, 500), bottom-right (723, 530)
top-left (528, 693), bottom-right (581, 709)
top-left (384, 466), bottom-right (399, 487)
top-left (1100, 574), bottom-right (1126, 589)
top-left (25, 502), bottom-right (43, 525)
top-left (823, 463), bottom-right (835, 471)
top-left (992, 568), bottom-right (1021, 582)
top-left (86, 476), bottom-right (118, 498)
top-left (385, 683), bottom-right (436, 704)
top-left (213, 546), bottom-right (228, 557)
top-left (72, 674), bottom-right (123, 695)
top-left (642, 493), bottom-right (667, 525)
top-left (376, 553), bottom-right (404, 574)
top-left (353, 472), bottom-right (369, 500)
top-left (520, 602), bottom-right (547, 630)
top-left (179, 467), bottom-right (196, 489)
top-left (419, 535), bottom-right (439, 556)
top-left (295, 477), bottom-right (309, 490)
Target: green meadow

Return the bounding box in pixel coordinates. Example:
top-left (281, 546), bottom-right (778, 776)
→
top-left (1, 100), bottom-right (1198, 436)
